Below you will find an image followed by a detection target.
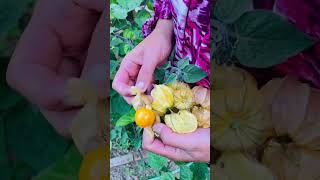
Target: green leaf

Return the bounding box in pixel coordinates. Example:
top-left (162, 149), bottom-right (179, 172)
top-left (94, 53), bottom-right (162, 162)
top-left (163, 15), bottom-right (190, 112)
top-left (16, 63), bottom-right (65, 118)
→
top-left (0, 86), bottom-right (22, 111)
top-left (160, 172), bottom-right (175, 180)
top-left (123, 29), bottom-right (136, 40)
top-left (0, 0), bottom-right (30, 39)
top-left (0, 119), bottom-right (12, 180)
top-left (110, 4), bottom-right (128, 19)
top-left (134, 9), bottom-right (151, 27)
top-left (214, 0), bottom-right (252, 23)
top-left (190, 163), bottom-right (208, 180)
top-left (180, 165), bottom-right (193, 180)
top-left (0, 62), bottom-right (22, 110)
top-left (11, 161), bottom-right (35, 180)
top-left (154, 68), bottom-right (166, 83)
top-left (117, 0), bottom-right (143, 11)
top-left (177, 59), bottom-right (190, 70)
top-left (165, 73), bottom-right (178, 84)
top-left (32, 145), bottom-right (82, 180)
top-left (116, 108), bottom-right (135, 127)
top-left (234, 10), bottom-right (315, 68)
top-left (147, 152), bottom-right (168, 171)
top-left (5, 101), bottom-right (70, 171)
top-left (182, 65), bottom-right (207, 83)
top-left (110, 60), bottom-right (120, 80)
top-left (110, 93), bottom-right (131, 115)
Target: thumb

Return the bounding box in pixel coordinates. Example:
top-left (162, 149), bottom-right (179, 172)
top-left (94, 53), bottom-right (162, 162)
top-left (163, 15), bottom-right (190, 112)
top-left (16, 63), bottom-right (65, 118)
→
top-left (152, 123), bottom-right (193, 149)
top-left (135, 53), bottom-right (158, 92)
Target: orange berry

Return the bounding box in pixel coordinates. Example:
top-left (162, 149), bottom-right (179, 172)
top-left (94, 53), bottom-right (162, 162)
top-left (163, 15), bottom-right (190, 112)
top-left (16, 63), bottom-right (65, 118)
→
top-left (135, 108), bottom-right (155, 128)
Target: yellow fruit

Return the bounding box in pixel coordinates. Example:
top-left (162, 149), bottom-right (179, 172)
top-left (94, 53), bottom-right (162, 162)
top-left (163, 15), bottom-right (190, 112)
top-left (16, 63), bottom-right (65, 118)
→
top-left (168, 82), bottom-right (193, 110)
top-left (192, 86), bottom-right (210, 109)
top-left (212, 69), bottom-right (272, 151)
top-left (79, 145), bottom-right (107, 180)
top-left (192, 106), bottom-right (210, 128)
top-left (164, 110), bottom-right (197, 134)
top-left (135, 108), bottom-right (156, 128)
top-left (151, 85), bottom-right (174, 115)
top-left (216, 152), bottom-right (275, 180)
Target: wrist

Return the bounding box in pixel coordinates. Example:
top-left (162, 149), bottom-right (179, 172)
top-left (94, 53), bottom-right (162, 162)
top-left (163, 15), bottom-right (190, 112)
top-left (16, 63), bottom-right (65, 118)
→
top-left (153, 19), bottom-right (174, 41)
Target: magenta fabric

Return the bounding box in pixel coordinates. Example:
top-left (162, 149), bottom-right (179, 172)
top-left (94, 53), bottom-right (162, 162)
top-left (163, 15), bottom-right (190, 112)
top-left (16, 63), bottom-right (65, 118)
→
top-left (142, 0), bottom-right (211, 88)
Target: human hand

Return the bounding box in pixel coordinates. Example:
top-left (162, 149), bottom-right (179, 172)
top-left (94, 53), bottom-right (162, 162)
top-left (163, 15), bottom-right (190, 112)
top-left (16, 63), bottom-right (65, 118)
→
top-left (6, 0), bottom-right (106, 137)
top-left (142, 123), bottom-right (210, 162)
top-left (112, 20), bottom-right (174, 103)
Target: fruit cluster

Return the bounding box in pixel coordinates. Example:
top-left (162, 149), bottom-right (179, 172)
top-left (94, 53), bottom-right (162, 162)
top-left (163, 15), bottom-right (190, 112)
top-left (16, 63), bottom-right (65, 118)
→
top-left (132, 82), bottom-right (210, 134)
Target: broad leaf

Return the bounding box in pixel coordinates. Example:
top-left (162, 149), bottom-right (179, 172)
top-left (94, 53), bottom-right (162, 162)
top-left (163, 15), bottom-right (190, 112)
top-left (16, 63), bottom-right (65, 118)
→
top-left (32, 145), bottom-right (82, 180)
top-left (180, 165), bottom-right (193, 180)
top-left (134, 9), bottom-right (151, 27)
top-left (165, 73), bottom-right (178, 84)
top-left (110, 93), bottom-right (131, 115)
top-left (182, 64), bottom-right (207, 83)
top-left (214, 0), bottom-right (252, 23)
top-left (117, 0), bottom-right (143, 11)
top-left (160, 172), bottom-right (175, 180)
top-left (116, 108), bottom-right (135, 126)
top-left (177, 58), bottom-right (189, 69)
top-left (0, 0), bottom-right (30, 39)
top-left (235, 10), bottom-right (315, 68)
top-left (5, 101), bottom-right (70, 171)
top-left (0, 119), bottom-right (11, 180)
top-left (110, 4), bottom-right (128, 19)
top-left (190, 163), bottom-right (209, 180)
top-left (147, 152), bottom-right (168, 171)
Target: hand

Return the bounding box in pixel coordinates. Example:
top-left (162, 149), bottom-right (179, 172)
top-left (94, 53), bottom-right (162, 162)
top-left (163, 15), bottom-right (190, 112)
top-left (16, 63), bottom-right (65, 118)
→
top-left (142, 123), bottom-right (210, 162)
top-left (112, 20), bottom-right (174, 103)
top-left (6, 0), bottom-right (106, 137)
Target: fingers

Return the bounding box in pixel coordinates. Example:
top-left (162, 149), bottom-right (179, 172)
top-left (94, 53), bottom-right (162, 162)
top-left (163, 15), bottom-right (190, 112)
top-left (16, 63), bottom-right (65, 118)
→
top-left (142, 128), bottom-right (193, 162)
top-left (151, 123), bottom-right (202, 149)
top-left (135, 51), bottom-right (158, 92)
top-left (72, 0), bottom-right (106, 12)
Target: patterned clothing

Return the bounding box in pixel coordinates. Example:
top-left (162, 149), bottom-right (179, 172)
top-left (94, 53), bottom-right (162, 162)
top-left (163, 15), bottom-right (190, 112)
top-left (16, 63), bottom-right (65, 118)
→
top-left (142, 0), bottom-right (211, 88)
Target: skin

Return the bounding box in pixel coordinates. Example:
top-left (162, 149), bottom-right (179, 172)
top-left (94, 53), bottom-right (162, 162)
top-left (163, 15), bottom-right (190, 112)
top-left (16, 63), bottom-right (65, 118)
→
top-left (6, 0), bottom-right (106, 137)
top-left (113, 20), bottom-right (210, 162)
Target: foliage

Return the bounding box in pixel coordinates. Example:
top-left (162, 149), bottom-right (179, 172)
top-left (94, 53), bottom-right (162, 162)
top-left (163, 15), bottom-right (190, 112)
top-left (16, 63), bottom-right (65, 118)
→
top-left (213, 0), bottom-right (315, 67)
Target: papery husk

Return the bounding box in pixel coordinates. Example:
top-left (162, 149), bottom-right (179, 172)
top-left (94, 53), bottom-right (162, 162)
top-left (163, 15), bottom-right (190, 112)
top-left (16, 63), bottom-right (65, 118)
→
top-left (192, 86), bottom-right (210, 109)
top-left (151, 85), bottom-right (174, 115)
top-left (131, 86), bottom-right (152, 110)
top-left (212, 71), bottom-right (272, 151)
top-left (262, 140), bottom-right (320, 180)
top-left (215, 152), bottom-right (275, 180)
top-left (261, 75), bottom-right (320, 150)
top-left (168, 82), bottom-right (194, 110)
top-left (164, 110), bottom-right (198, 134)
top-left (213, 65), bottom-right (257, 90)
top-left (67, 78), bottom-right (105, 155)
top-left (192, 106), bottom-right (210, 128)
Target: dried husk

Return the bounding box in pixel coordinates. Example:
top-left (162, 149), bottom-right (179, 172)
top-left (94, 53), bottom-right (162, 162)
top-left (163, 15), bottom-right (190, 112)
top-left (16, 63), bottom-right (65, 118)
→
top-left (215, 152), bottom-right (275, 180)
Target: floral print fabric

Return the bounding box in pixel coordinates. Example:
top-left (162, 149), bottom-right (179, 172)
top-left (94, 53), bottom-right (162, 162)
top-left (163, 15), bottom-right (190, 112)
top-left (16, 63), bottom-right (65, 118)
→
top-left (142, 0), bottom-right (211, 88)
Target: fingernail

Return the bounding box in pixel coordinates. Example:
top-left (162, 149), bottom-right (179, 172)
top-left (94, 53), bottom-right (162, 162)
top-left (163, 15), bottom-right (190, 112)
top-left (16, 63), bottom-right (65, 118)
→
top-left (153, 124), bottom-right (163, 135)
top-left (136, 82), bottom-right (144, 90)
